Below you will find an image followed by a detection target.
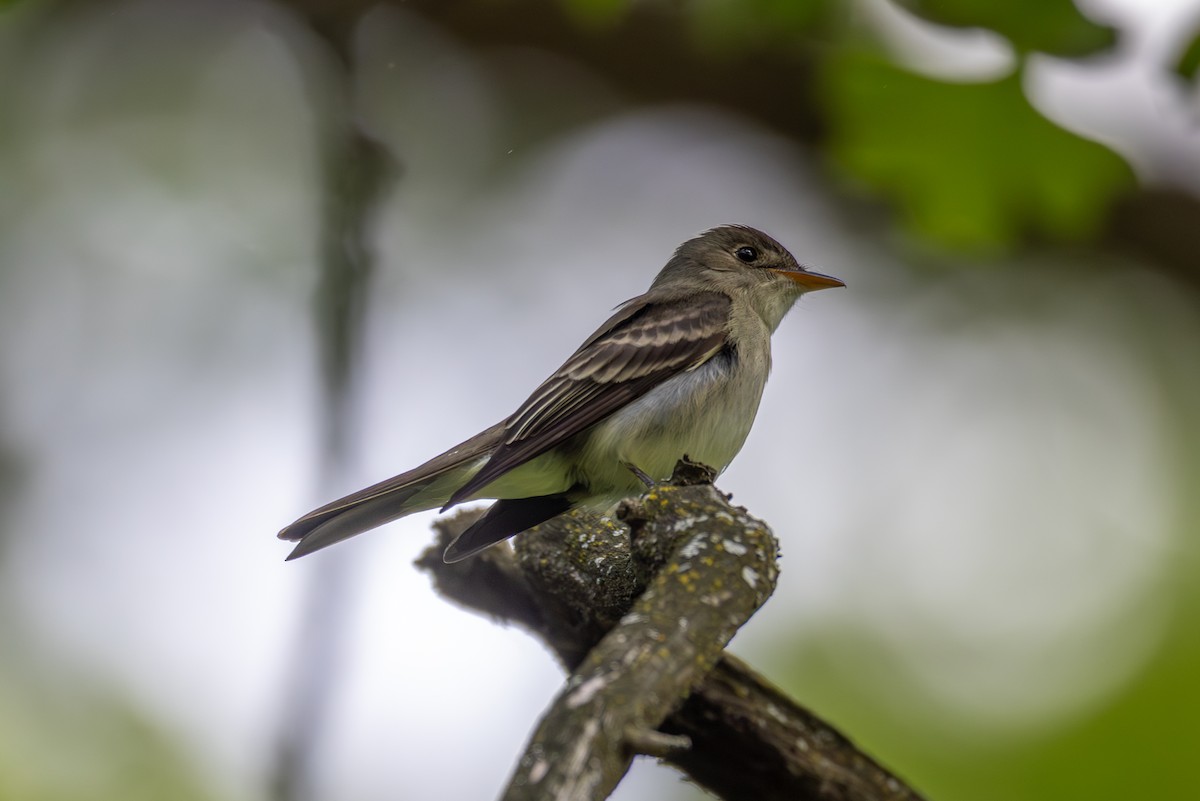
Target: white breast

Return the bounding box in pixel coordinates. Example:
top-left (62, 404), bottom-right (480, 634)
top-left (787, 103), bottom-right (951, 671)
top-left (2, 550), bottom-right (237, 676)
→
top-left (577, 344), bottom-right (770, 496)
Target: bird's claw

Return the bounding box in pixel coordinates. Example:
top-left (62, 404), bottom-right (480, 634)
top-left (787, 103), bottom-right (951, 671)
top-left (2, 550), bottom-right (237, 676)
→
top-left (622, 461), bottom-right (656, 488)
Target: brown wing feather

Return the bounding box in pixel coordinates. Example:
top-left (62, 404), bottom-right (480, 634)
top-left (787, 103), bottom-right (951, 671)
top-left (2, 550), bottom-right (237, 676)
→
top-left (444, 292), bottom-right (731, 508)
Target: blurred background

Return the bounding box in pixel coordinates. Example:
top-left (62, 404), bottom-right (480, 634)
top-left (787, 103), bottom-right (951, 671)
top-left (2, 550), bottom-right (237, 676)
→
top-left (2, 0), bottom-right (1199, 799)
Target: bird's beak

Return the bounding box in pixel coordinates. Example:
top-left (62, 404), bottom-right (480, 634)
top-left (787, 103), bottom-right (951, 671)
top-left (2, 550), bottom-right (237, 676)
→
top-left (770, 268), bottom-right (845, 291)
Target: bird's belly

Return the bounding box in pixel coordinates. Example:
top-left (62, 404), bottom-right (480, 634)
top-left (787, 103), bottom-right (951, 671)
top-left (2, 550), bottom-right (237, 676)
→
top-left (578, 350), bottom-right (767, 495)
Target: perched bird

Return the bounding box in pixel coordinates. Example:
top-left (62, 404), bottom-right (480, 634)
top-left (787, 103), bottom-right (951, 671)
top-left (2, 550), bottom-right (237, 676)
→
top-left (279, 225), bottom-right (843, 563)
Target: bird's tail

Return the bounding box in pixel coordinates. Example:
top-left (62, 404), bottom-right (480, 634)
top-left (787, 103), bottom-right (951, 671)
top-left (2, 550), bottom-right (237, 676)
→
top-left (441, 493), bottom-right (575, 563)
top-left (278, 423), bottom-right (503, 560)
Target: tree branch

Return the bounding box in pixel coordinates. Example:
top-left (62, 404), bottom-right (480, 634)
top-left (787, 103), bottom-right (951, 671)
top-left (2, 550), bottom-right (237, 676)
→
top-left (415, 464), bottom-right (927, 801)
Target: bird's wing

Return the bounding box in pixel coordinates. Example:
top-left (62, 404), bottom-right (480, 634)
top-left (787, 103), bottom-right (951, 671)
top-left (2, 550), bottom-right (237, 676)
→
top-left (444, 291), bottom-right (731, 507)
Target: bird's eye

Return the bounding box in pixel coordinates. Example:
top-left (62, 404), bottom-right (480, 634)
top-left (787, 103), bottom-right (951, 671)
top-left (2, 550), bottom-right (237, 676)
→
top-left (735, 246), bottom-right (759, 263)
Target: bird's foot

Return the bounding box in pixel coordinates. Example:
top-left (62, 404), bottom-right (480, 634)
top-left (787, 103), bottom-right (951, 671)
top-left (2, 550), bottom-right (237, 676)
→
top-left (622, 461), bottom-right (656, 488)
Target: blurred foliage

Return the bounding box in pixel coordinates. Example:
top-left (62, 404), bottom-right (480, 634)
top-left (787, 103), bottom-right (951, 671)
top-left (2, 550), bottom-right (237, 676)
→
top-left (868, 0), bottom-right (1132, 256)
top-left (820, 52), bottom-right (1136, 251)
top-left (0, 645), bottom-right (220, 801)
top-left (685, 0), bottom-right (829, 53)
top-left (896, 0), bottom-right (1117, 56)
top-left (406, 0), bottom-right (1190, 259)
top-left (558, 0), bottom-right (629, 29)
top-left (559, 0), bottom-right (831, 42)
top-left (1174, 28), bottom-right (1200, 82)
top-left (781, 604), bottom-right (1200, 801)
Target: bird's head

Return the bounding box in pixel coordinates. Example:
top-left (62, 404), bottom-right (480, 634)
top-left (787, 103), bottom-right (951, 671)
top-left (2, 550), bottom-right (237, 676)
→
top-left (653, 224), bottom-right (844, 330)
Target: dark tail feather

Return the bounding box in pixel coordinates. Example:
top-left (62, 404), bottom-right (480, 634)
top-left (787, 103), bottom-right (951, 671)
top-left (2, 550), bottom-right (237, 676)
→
top-left (442, 493), bottom-right (574, 563)
top-left (279, 422), bottom-right (507, 561)
top-left (283, 487), bottom-right (428, 560)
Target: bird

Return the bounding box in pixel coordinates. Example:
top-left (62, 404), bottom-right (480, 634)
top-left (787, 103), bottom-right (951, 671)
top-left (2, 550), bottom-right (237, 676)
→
top-left (279, 225), bottom-right (843, 563)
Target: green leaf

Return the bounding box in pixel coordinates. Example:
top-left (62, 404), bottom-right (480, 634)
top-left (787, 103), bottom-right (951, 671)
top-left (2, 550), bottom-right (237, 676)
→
top-left (1173, 29), bottom-right (1200, 82)
top-left (821, 53), bottom-right (1135, 252)
top-left (896, 0), bottom-right (1117, 57)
